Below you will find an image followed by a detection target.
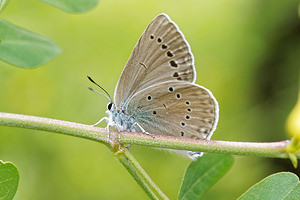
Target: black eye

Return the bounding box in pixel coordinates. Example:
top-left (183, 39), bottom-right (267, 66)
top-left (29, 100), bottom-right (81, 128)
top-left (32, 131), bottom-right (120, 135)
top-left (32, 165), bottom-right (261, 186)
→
top-left (107, 102), bottom-right (113, 110)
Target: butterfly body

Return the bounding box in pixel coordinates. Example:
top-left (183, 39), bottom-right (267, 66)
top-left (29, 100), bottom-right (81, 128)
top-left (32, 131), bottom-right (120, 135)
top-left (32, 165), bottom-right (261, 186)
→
top-left (106, 103), bottom-right (137, 132)
top-left (93, 13), bottom-right (219, 159)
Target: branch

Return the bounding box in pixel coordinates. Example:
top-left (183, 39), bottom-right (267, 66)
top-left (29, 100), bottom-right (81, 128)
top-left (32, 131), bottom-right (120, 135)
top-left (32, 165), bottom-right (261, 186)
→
top-left (1, 112), bottom-right (298, 199)
top-left (0, 112), bottom-right (295, 159)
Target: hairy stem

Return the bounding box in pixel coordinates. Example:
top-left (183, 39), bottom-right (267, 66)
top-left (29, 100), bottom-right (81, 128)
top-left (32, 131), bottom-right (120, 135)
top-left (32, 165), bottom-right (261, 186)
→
top-left (0, 112), bottom-right (296, 158)
top-left (0, 112), bottom-right (297, 199)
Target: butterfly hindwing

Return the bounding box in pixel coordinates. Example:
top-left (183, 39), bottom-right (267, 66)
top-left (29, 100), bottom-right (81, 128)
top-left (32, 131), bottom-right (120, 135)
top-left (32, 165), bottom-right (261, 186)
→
top-left (126, 81), bottom-right (219, 139)
top-left (114, 14), bottom-right (195, 109)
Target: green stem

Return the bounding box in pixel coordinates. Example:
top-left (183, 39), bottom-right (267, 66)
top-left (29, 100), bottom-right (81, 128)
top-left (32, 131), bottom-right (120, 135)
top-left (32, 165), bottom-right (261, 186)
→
top-left (117, 151), bottom-right (157, 199)
top-left (0, 112), bottom-right (296, 158)
top-left (117, 150), bottom-right (169, 200)
top-left (0, 112), bottom-right (298, 199)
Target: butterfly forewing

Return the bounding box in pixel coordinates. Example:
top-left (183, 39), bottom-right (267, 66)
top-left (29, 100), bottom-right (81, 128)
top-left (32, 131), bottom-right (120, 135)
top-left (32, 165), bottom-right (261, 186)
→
top-left (114, 14), bottom-right (195, 109)
top-left (126, 81), bottom-right (219, 139)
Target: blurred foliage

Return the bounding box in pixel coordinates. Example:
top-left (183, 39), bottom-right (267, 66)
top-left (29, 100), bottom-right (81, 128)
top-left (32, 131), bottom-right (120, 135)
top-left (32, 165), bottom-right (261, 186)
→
top-left (0, 0), bottom-right (99, 68)
top-left (0, 19), bottom-right (61, 68)
top-left (0, 0), bottom-right (10, 14)
top-left (0, 0), bottom-right (299, 199)
top-left (39, 0), bottom-right (98, 13)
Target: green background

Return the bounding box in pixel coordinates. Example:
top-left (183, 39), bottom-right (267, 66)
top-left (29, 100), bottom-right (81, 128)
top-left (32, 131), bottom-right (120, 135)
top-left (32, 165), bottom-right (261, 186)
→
top-left (0, 0), bottom-right (299, 199)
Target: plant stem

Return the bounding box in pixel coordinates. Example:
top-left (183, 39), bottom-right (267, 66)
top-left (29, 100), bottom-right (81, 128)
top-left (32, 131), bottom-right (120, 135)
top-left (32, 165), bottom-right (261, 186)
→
top-left (0, 112), bottom-right (297, 158)
top-left (117, 150), bottom-right (169, 200)
top-left (0, 112), bottom-right (298, 199)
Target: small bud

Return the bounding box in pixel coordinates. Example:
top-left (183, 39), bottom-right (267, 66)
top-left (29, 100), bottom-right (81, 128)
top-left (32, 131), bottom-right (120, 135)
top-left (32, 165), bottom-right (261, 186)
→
top-left (286, 92), bottom-right (300, 140)
top-left (286, 90), bottom-right (300, 168)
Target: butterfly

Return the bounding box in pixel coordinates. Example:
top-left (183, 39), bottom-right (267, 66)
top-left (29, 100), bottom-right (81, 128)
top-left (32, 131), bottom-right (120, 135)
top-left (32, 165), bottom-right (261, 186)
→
top-left (89, 13), bottom-right (219, 159)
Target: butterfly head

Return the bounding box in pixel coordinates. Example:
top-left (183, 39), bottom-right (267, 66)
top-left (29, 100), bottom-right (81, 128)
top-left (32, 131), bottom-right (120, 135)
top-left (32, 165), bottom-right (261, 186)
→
top-left (106, 101), bottom-right (124, 116)
top-left (105, 101), bottom-right (119, 117)
top-left (107, 102), bottom-right (113, 111)
top-left (105, 101), bottom-right (115, 122)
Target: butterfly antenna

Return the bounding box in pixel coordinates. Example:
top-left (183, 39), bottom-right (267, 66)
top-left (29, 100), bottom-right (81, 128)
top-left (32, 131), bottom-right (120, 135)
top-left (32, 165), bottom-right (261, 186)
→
top-left (87, 76), bottom-right (113, 102)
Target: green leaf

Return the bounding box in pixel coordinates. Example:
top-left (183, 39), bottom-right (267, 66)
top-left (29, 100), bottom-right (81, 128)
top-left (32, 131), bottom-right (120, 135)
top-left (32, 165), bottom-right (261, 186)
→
top-left (0, 160), bottom-right (19, 200)
top-left (40, 0), bottom-right (98, 13)
top-left (0, 0), bottom-right (10, 14)
top-left (178, 153), bottom-right (233, 200)
top-left (238, 172), bottom-right (300, 200)
top-left (0, 19), bottom-right (61, 68)
top-left (285, 183), bottom-right (300, 200)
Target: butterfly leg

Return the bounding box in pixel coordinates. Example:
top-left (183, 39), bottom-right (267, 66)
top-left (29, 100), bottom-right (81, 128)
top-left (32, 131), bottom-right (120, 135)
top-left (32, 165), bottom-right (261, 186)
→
top-left (115, 123), bottom-right (122, 144)
top-left (105, 123), bottom-right (111, 142)
top-left (91, 117), bottom-right (111, 142)
top-left (92, 116), bottom-right (108, 126)
top-left (134, 122), bottom-right (155, 138)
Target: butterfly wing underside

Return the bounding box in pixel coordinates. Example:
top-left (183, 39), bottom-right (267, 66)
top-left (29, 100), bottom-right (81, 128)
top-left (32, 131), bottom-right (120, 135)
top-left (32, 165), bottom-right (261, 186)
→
top-left (114, 14), bottom-right (195, 109)
top-left (126, 81), bottom-right (219, 139)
